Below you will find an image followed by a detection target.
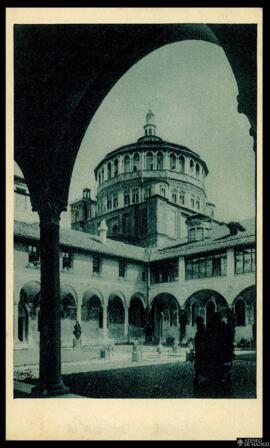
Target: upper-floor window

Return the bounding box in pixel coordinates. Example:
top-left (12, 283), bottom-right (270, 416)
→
top-left (132, 188), bottom-right (139, 204)
top-left (93, 254), bottom-right (102, 274)
top-left (190, 159), bottom-right (194, 175)
top-left (196, 227), bottom-right (204, 241)
top-left (142, 270), bottom-right (147, 282)
top-left (169, 153), bottom-right (176, 170)
top-left (150, 258), bottom-right (179, 284)
top-left (160, 185), bottom-right (166, 197)
top-left (146, 152), bottom-right (153, 170)
top-left (196, 197), bottom-right (201, 210)
top-left (144, 187), bottom-right (151, 199)
top-left (235, 246), bottom-right (256, 274)
top-left (196, 163), bottom-right (200, 179)
top-left (171, 191), bottom-right (177, 203)
top-left (179, 156), bottom-right (185, 173)
top-left (124, 155), bottom-right (130, 173)
top-left (191, 195), bottom-right (195, 208)
top-left (124, 191), bottom-right (130, 206)
top-left (156, 152), bottom-right (163, 170)
top-left (133, 153), bottom-right (140, 171)
top-left (107, 162), bottom-right (112, 179)
top-left (101, 168), bottom-right (104, 183)
top-left (179, 192), bottom-right (185, 205)
top-left (119, 260), bottom-right (127, 278)
top-left (62, 250), bottom-right (73, 270)
top-left (189, 228), bottom-right (196, 242)
top-left (185, 252), bottom-right (227, 280)
top-left (107, 197), bottom-right (112, 210)
top-left (113, 194), bottom-right (118, 208)
top-left (28, 244), bottom-right (40, 266)
top-left (114, 159), bottom-right (119, 177)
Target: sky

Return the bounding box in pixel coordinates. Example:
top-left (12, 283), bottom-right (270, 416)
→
top-left (15, 40), bottom-right (255, 229)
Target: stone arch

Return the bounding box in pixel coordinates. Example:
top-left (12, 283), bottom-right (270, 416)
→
top-left (179, 155), bottom-right (185, 173)
top-left (184, 289), bottom-right (229, 334)
top-left (232, 285), bottom-right (256, 341)
top-left (195, 162), bottom-right (200, 179)
top-left (129, 292), bottom-right (147, 309)
top-left (190, 158), bottom-right (195, 175)
top-left (156, 151), bottom-right (164, 170)
top-left (169, 152), bottom-right (176, 170)
top-left (113, 158), bottom-right (119, 176)
top-left (145, 151), bottom-right (154, 170)
top-left (108, 291), bottom-right (127, 339)
top-left (123, 154), bottom-right (130, 173)
top-left (82, 287), bottom-right (105, 307)
top-left (60, 284), bottom-right (78, 304)
top-left (109, 290), bottom-right (127, 308)
top-left (18, 281), bottom-right (41, 346)
top-left (132, 152), bottom-right (140, 171)
top-left (107, 161), bottom-right (112, 179)
top-left (150, 293), bottom-right (181, 343)
top-left (129, 294), bottom-right (146, 339)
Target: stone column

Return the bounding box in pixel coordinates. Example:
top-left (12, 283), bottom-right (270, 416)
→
top-left (103, 305), bottom-right (108, 339)
top-left (124, 306), bottom-right (129, 338)
top-left (32, 199), bottom-right (69, 397)
top-left (178, 256), bottom-right (186, 282)
top-left (227, 248), bottom-right (235, 278)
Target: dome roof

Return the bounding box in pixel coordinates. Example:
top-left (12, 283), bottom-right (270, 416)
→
top-left (94, 110), bottom-right (209, 175)
top-left (94, 137), bottom-right (208, 175)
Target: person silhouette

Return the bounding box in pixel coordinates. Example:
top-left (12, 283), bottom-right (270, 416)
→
top-left (193, 316), bottom-right (208, 385)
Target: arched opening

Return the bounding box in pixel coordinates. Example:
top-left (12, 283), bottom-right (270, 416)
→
top-left (190, 159), bottom-right (194, 175)
top-left (108, 295), bottom-right (125, 339)
top-left (60, 286), bottom-right (77, 347)
top-left (18, 282), bottom-right (41, 345)
top-left (196, 163), bottom-right (200, 179)
top-left (107, 162), bottom-right (112, 179)
top-left (233, 285), bottom-right (256, 342)
top-left (114, 159), bottom-right (119, 176)
top-left (184, 289), bottom-right (228, 337)
top-left (169, 153), bottom-right (176, 170)
top-left (129, 296), bottom-right (146, 340)
top-left (145, 152), bottom-right (153, 170)
top-left (81, 289), bottom-right (104, 342)
top-left (151, 293), bottom-right (180, 344)
top-left (124, 154), bottom-right (130, 173)
top-left (235, 298), bottom-right (246, 326)
top-left (133, 153), bottom-right (140, 171)
top-left (179, 155), bottom-right (185, 173)
top-left (156, 152), bottom-right (164, 170)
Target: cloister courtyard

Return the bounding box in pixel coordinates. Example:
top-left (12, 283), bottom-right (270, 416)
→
top-left (14, 345), bottom-right (256, 399)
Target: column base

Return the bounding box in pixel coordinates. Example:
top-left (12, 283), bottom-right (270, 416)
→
top-left (31, 382), bottom-right (70, 398)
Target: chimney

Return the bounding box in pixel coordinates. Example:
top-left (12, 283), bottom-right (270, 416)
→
top-left (227, 222), bottom-right (246, 236)
top-left (98, 219), bottom-right (108, 243)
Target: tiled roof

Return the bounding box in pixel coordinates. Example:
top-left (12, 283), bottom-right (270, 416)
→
top-left (150, 218), bottom-right (255, 261)
top-left (14, 221), bottom-right (145, 262)
top-left (14, 218), bottom-right (255, 263)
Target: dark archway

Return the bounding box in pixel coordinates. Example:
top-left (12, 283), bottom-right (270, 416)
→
top-left (151, 293), bottom-right (180, 343)
top-left (129, 296), bottom-right (146, 340)
top-left (232, 285), bottom-right (256, 342)
top-left (60, 286), bottom-right (77, 347)
top-left (18, 282), bottom-right (41, 345)
top-left (184, 289), bottom-right (229, 337)
top-left (81, 294), bottom-right (103, 341)
top-left (108, 295), bottom-right (125, 339)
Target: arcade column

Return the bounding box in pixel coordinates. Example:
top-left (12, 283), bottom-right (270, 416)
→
top-left (31, 199), bottom-right (69, 397)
